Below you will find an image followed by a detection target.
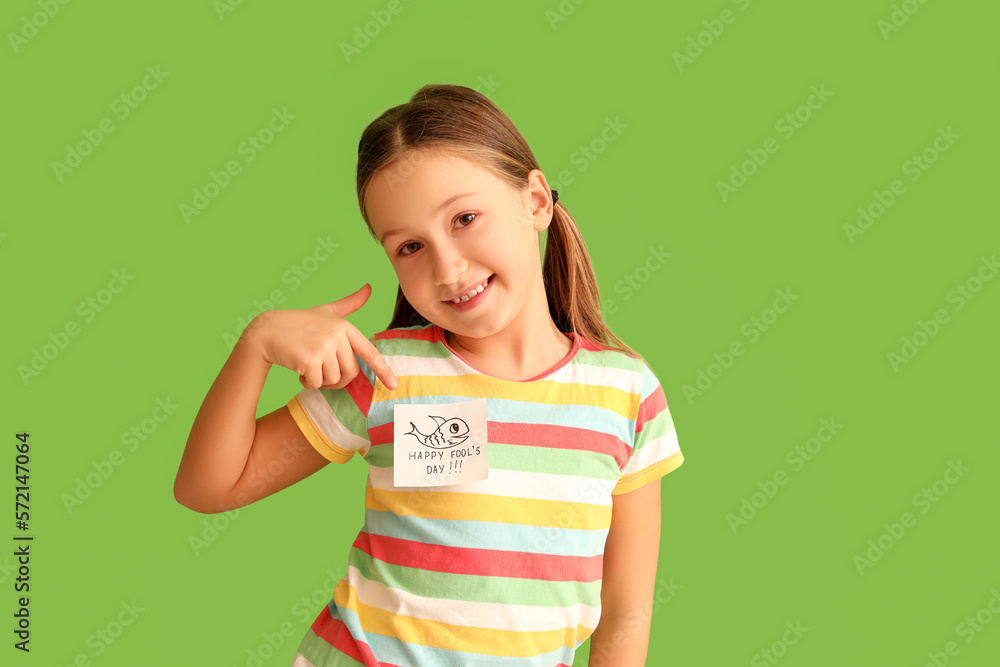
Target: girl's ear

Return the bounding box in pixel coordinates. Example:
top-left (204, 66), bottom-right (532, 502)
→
top-left (525, 168), bottom-right (556, 232)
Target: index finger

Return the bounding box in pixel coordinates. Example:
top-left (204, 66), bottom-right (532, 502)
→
top-left (346, 326), bottom-right (398, 391)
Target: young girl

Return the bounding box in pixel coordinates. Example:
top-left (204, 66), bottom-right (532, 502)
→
top-left (174, 84), bottom-right (684, 667)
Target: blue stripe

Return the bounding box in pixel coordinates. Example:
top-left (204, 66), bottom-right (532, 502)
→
top-left (640, 362), bottom-right (657, 401)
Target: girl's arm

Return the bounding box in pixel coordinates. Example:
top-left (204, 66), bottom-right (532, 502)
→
top-left (172, 313), bottom-right (330, 514)
top-left (589, 478), bottom-right (662, 667)
top-left (173, 286), bottom-right (396, 514)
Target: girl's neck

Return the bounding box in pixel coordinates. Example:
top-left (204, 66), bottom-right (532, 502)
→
top-left (443, 289), bottom-right (573, 381)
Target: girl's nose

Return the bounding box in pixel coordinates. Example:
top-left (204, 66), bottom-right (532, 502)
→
top-left (433, 245), bottom-right (468, 287)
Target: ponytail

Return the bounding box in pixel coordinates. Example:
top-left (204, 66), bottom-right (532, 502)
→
top-left (542, 201), bottom-right (644, 362)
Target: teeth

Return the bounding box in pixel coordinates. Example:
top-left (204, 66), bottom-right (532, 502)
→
top-left (451, 277), bottom-right (490, 303)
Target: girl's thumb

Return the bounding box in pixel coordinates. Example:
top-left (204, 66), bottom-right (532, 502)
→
top-left (322, 283), bottom-right (372, 318)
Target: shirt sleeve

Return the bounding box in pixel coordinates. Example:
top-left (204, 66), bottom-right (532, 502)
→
top-left (285, 348), bottom-right (375, 464)
top-left (612, 362), bottom-right (684, 495)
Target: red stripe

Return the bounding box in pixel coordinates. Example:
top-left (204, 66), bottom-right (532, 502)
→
top-left (369, 421), bottom-right (393, 447)
top-left (577, 335), bottom-right (609, 353)
top-left (346, 369), bottom-right (374, 415)
top-left (492, 422), bottom-right (628, 469)
top-left (353, 531), bottom-right (603, 583)
top-left (636, 385), bottom-right (667, 434)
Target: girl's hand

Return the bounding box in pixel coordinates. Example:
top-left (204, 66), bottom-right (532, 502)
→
top-left (248, 283), bottom-right (398, 391)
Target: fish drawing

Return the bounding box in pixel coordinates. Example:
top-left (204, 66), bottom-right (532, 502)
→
top-left (405, 416), bottom-right (469, 449)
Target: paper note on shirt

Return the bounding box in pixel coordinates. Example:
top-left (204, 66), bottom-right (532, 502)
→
top-left (393, 399), bottom-right (488, 487)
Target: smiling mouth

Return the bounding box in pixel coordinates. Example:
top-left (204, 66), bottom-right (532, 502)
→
top-left (445, 275), bottom-right (493, 303)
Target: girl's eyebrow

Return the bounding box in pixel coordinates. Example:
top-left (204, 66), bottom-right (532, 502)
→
top-left (378, 192), bottom-right (478, 244)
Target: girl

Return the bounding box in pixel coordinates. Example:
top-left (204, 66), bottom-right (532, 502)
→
top-left (174, 83), bottom-right (684, 667)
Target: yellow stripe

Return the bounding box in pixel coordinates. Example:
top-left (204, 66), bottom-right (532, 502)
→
top-left (366, 484), bottom-right (612, 531)
top-left (286, 396), bottom-right (354, 464)
top-left (612, 451), bottom-right (685, 495)
top-left (380, 375), bottom-right (637, 420)
top-left (333, 580), bottom-right (593, 656)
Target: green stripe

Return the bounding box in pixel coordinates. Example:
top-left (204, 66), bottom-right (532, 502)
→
top-left (350, 548), bottom-right (602, 608)
top-left (490, 443), bottom-right (619, 480)
top-left (366, 443), bottom-right (619, 481)
top-left (570, 348), bottom-right (639, 373)
top-left (378, 336), bottom-right (452, 359)
top-left (638, 409), bottom-right (675, 447)
top-left (364, 443), bottom-right (391, 468)
top-left (318, 388), bottom-right (367, 440)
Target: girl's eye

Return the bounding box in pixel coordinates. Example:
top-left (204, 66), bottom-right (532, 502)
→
top-left (455, 212), bottom-right (477, 228)
top-left (399, 242), bottom-right (421, 256)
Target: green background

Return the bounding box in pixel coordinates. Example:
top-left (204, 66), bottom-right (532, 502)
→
top-left (3, 0), bottom-right (998, 665)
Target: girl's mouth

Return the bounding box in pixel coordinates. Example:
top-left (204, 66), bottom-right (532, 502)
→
top-left (446, 274), bottom-right (494, 310)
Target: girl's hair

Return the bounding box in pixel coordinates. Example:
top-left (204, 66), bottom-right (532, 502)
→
top-left (355, 83), bottom-right (642, 360)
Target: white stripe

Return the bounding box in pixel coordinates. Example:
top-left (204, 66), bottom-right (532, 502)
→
top-left (624, 429), bottom-right (680, 475)
top-left (556, 359), bottom-right (642, 393)
top-left (368, 464), bottom-right (614, 506)
top-left (384, 354), bottom-right (642, 392)
top-left (298, 390), bottom-right (370, 456)
top-left (384, 354), bottom-right (469, 377)
top-left (346, 564), bottom-right (602, 632)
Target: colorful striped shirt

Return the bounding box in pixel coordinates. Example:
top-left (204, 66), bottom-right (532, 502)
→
top-left (285, 323), bottom-right (683, 666)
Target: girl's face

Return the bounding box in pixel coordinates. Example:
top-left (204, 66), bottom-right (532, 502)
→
top-left (366, 148), bottom-right (552, 339)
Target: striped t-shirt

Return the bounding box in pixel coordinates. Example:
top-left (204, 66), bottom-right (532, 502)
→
top-left (286, 323), bottom-right (683, 667)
